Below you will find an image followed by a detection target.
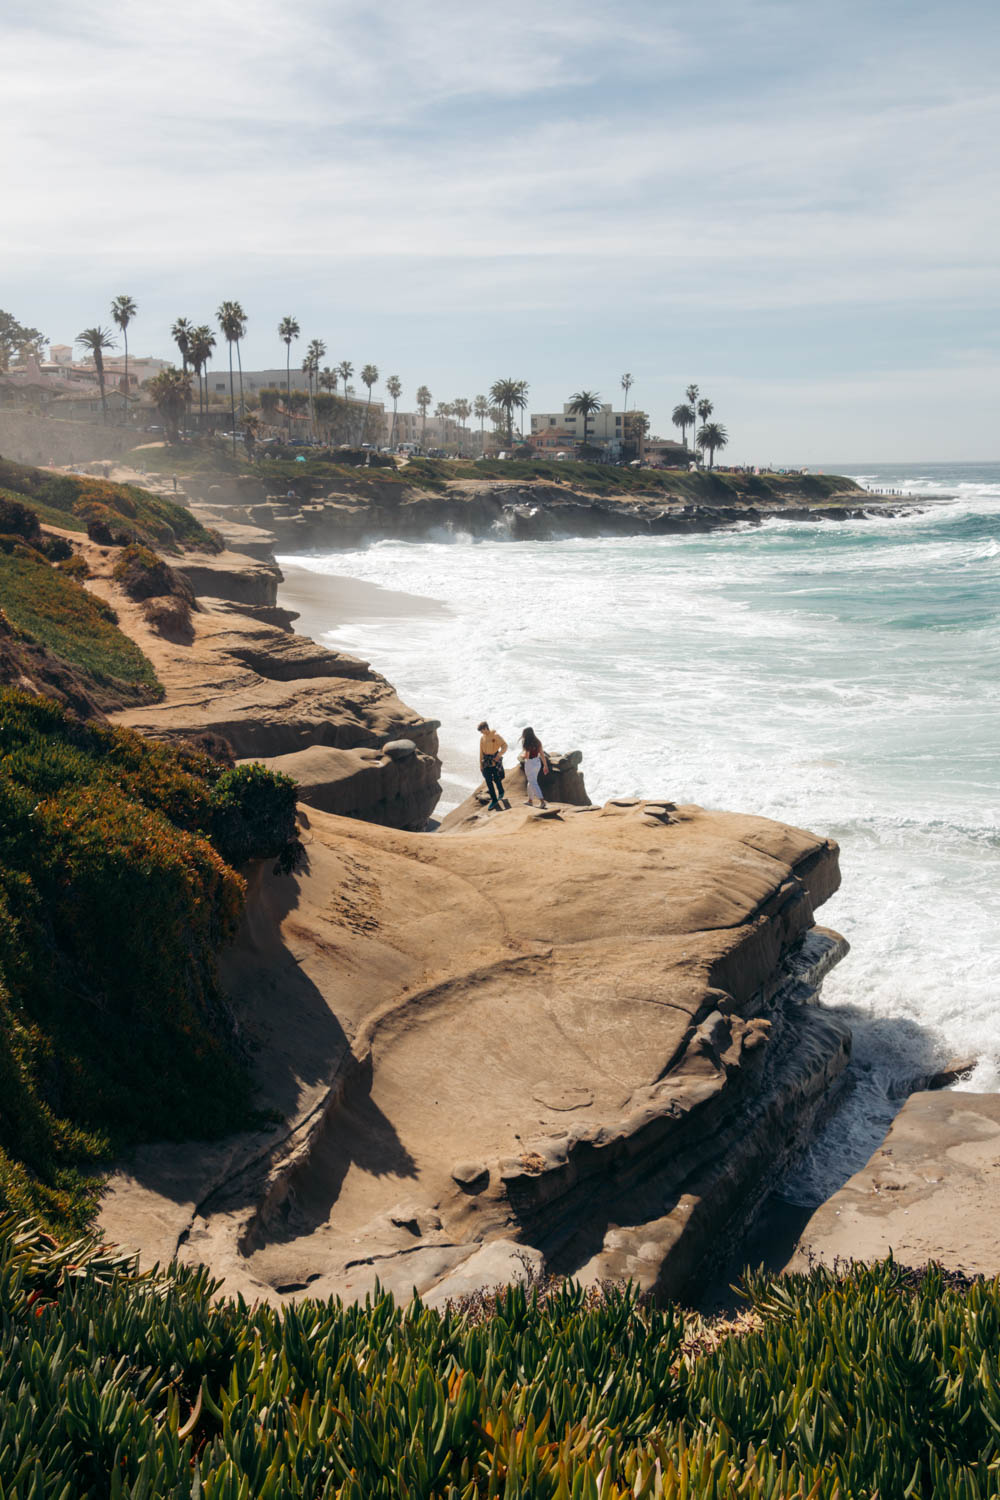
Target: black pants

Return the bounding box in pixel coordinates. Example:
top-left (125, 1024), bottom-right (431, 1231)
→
top-left (482, 763), bottom-right (505, 807)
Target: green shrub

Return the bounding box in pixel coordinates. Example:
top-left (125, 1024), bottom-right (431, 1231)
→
top-left (0, 691), bottom-right (253, 1226)
top-left (112, 541), bottom-right (193, 604)
top-left (0, 493), bottom-right (41, 542)
top-left (210, 761), bottom-right (302, 872)
top-left (56, 552), bottom-right (89, 579)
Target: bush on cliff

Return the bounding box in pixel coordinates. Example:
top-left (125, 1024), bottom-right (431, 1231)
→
top-left (1, 1235), bottom-right (999, 1499)
top-left (0, 690), bottom-right (302, 1227)
top-left (112, 541), bottom-right (195, 606)
top-left (0, 455), bottom-right (222, 552)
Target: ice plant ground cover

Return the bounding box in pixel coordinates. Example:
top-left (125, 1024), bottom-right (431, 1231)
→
top-left (2, 1214), bottom-right (999, 1499)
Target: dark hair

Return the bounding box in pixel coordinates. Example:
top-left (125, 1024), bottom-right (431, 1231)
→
top-left (521, 726), bottom-right (541, 755)
top-left (477, 720), bottom-right (489, 732)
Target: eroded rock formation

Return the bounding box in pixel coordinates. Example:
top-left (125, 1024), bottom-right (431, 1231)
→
top-left (101, 797), bottom-right (850, 1306)
top-left (81, 540), bottom-right (442, 830)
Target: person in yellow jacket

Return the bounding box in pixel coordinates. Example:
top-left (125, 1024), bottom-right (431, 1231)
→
top-left (477, 721), bottom-right (508, 811)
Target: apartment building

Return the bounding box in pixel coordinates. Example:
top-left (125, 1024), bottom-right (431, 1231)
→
top-left (530, 402), bottom-right (640, 456)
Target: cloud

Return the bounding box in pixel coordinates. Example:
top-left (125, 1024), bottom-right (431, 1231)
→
top-left (3, 0), bottom-right (999, 455)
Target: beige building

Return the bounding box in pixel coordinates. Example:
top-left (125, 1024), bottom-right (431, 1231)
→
top-left (530, 402), bottom-right (637, 454)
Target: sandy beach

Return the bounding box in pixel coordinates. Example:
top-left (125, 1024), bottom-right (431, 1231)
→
top-left (277, 559), bottom-right (450, 640)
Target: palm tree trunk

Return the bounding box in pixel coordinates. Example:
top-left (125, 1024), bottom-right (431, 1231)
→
top-left (96, 353), bottom-right (107, 423)
top-left (123, 330), bottom-right (129, 425)
top-left (236, 341), bottom-right (245, 416)
top-left (286, 345), bottom-right (292, 438)
top-left (228, 343), bottom-right (236, 456)
top-left (390, 399), bottom-right (397, 446)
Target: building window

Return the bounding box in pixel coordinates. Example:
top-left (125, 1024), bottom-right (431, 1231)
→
top-left (549, 417), bottom-right (556, 426)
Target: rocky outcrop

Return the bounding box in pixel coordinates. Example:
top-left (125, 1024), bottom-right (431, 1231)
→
top-left (100, 798), bottom-right (850, 1307)
top-left (784, 1090), bottom-right (1000, 1279)
top-left (80, 542), bottom-right (442, 830)
top-left (185, 474), bottom-right (916, 554)
top-left (437, 750), bottom-right (590, 828)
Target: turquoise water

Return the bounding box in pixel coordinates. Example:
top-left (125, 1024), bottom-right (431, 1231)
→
top-left (280, 462), bottom-right (1000, 1201)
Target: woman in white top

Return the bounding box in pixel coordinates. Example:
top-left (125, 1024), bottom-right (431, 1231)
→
top-left (519, 726), bottom-right (549, 807)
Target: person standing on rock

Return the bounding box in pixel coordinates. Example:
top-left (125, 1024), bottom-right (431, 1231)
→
top-left (477, 721), bottom-right (507, 812)
top-left (519, 727), bottom-right (549, 808)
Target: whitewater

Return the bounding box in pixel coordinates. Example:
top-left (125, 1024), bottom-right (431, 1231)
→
top-left (278, 462), bottom-right (1000, 1203)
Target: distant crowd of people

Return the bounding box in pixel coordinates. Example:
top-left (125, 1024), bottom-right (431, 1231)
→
top-left (477, 722), bottom-right (551, 811)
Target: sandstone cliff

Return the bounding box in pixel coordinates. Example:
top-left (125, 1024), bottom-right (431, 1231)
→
top-left (101, 796), bottom-right (849, 1306)
top-left (80, 538), bottom-right (442, 830)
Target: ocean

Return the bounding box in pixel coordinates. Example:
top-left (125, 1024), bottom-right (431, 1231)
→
top-left (277, 462), bottom-right (1000, 1203)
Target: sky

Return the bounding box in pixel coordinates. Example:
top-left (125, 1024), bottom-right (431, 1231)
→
top-left (3, 0), bottom-right (999, 461)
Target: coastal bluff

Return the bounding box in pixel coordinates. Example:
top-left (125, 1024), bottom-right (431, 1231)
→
top-left (101, 796), bottom-right (850, 1306)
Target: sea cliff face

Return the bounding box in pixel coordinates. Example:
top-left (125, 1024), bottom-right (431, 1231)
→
top-left (101, 792), bottom-right (850, 1306)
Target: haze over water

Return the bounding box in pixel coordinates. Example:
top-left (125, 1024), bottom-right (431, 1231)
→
top-left (280, 463), bottom-right (1000, 1202)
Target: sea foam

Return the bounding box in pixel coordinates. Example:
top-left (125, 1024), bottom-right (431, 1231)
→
top-left (279, 462), bottom-right (1000, 1202)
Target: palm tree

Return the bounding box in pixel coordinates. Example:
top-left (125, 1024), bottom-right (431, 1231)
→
top-left (513, 380), bottom-right (529, 438)
top-left (232, 302), bottom-right (248, 414)
top-left (672, 403), bottom-right (695, 450)
top-left (685, 383), bottom-right (699, 416)
top-left (452, 397), bottom-right (471, 455)
top-left (489, 378), bottom-right (524, 446)
top-left (621, 372), bottom-right (633, 413)
top-left (474, 394), bottom-right (489, 453)
top-left (110, 295), bottom-right (137, 420)
top-left (278, 316), bottom-right (299, 435)
top-left (697, 422), bottom-right (728, 468)
top-left (189, 325), bottom-right (216, 425)
top-left (171, 317), bottom-right (193, 374)
top-left (147, 367), bottom-right (191, 444)
top-left (386, 375), bottom-right (402, 447)
top-left (304, 339), bottom-right (326, 437)
top-left (416, 385), bottom-right (432, 447)
top-left (568, 390), bottom-right (602, 452)
top-left (360, 363), bottom-right (379, 444)
top-left (216, 301), bottom-right (244, 453)
top-left (337, 360), bottom-right (354, 400)
top-left (697, 397), bottom-right (714, 430)
top-left (76, 325), bottom-right (117, 422)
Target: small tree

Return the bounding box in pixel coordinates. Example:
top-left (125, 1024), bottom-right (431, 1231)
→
top-left (148, 367), bottom-right (192, 444)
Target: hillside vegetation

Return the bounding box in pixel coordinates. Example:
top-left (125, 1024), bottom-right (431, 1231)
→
top-left (0, 454), bottom-right (221, 551)
top-left (0, 537), bottom-right (162, 703)
top-left (2, 1232), bottom-right (998, 1499)
top-left (0, 690), bottom-right (300, 1228)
